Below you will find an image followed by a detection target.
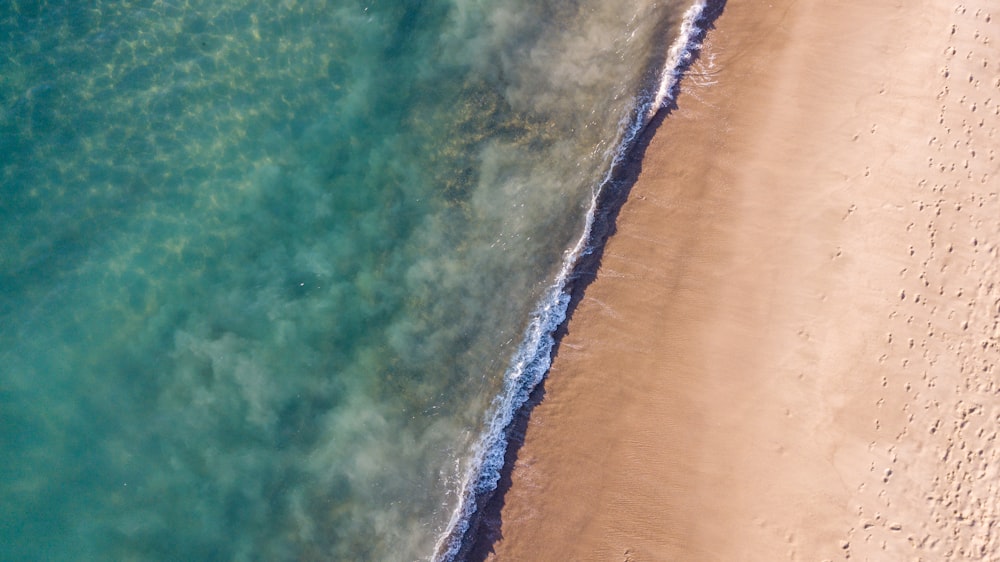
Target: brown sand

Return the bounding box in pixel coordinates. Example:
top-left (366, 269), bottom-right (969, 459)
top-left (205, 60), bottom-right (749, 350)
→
top-left (480, 0), bottom-right (1000, 560)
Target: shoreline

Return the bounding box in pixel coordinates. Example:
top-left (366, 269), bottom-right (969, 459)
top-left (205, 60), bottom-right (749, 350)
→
top-left (474, 0), bottom-right (1000, 560)
top-left (462, 79), bottom-right (683, 562)
top-left (434, 3), bottom-right (727, 559)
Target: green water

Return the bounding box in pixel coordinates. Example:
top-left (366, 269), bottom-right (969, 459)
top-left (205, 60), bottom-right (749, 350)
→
top-left (0, 0), bottom-right (694, 559)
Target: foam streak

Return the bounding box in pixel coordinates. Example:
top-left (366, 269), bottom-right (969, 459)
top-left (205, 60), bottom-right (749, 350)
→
top-left (432, 1), bottom-right (714, 559)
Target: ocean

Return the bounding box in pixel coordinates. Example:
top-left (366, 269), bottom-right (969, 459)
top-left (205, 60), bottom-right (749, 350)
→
top-left (0, 0), bottom-right (707, 559)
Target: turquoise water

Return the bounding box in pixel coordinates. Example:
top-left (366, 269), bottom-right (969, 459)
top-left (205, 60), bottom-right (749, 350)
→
top-left (1, 0), bottom-right (698, 559)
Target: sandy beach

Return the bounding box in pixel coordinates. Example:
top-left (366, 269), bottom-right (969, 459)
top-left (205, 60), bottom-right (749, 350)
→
top-left (472, 0), bottom-right (1000, 560)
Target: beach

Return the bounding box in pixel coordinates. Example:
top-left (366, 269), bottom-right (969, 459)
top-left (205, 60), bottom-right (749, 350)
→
top-left (476, 0), bottom-right (1000, 560)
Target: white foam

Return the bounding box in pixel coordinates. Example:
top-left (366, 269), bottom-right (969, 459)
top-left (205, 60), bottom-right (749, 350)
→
top-left (431, 2), bottom-right (712, 559)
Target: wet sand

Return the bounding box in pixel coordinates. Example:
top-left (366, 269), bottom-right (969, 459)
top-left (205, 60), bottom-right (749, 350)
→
top-left (477, 0), bottom-right (1000, 560)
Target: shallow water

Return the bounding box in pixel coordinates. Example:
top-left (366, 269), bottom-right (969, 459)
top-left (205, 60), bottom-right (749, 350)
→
top-left (0, 0), bottom-right (695, 559)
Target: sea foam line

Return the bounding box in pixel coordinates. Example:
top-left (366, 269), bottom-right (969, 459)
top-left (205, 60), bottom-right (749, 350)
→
top-left (432, 1), bottom-right (714, 559)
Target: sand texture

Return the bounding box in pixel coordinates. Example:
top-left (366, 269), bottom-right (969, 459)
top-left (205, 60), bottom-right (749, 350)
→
top-left (477, 0), bottom-right (1000, 560)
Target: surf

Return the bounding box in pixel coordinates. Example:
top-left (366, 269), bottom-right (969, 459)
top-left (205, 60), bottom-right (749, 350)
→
top-left (432, 2), bottom-right (718, 559)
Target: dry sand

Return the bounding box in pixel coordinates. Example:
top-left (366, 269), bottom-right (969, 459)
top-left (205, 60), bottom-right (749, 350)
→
top-left (476, 0), bottom-right (1000, 560)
